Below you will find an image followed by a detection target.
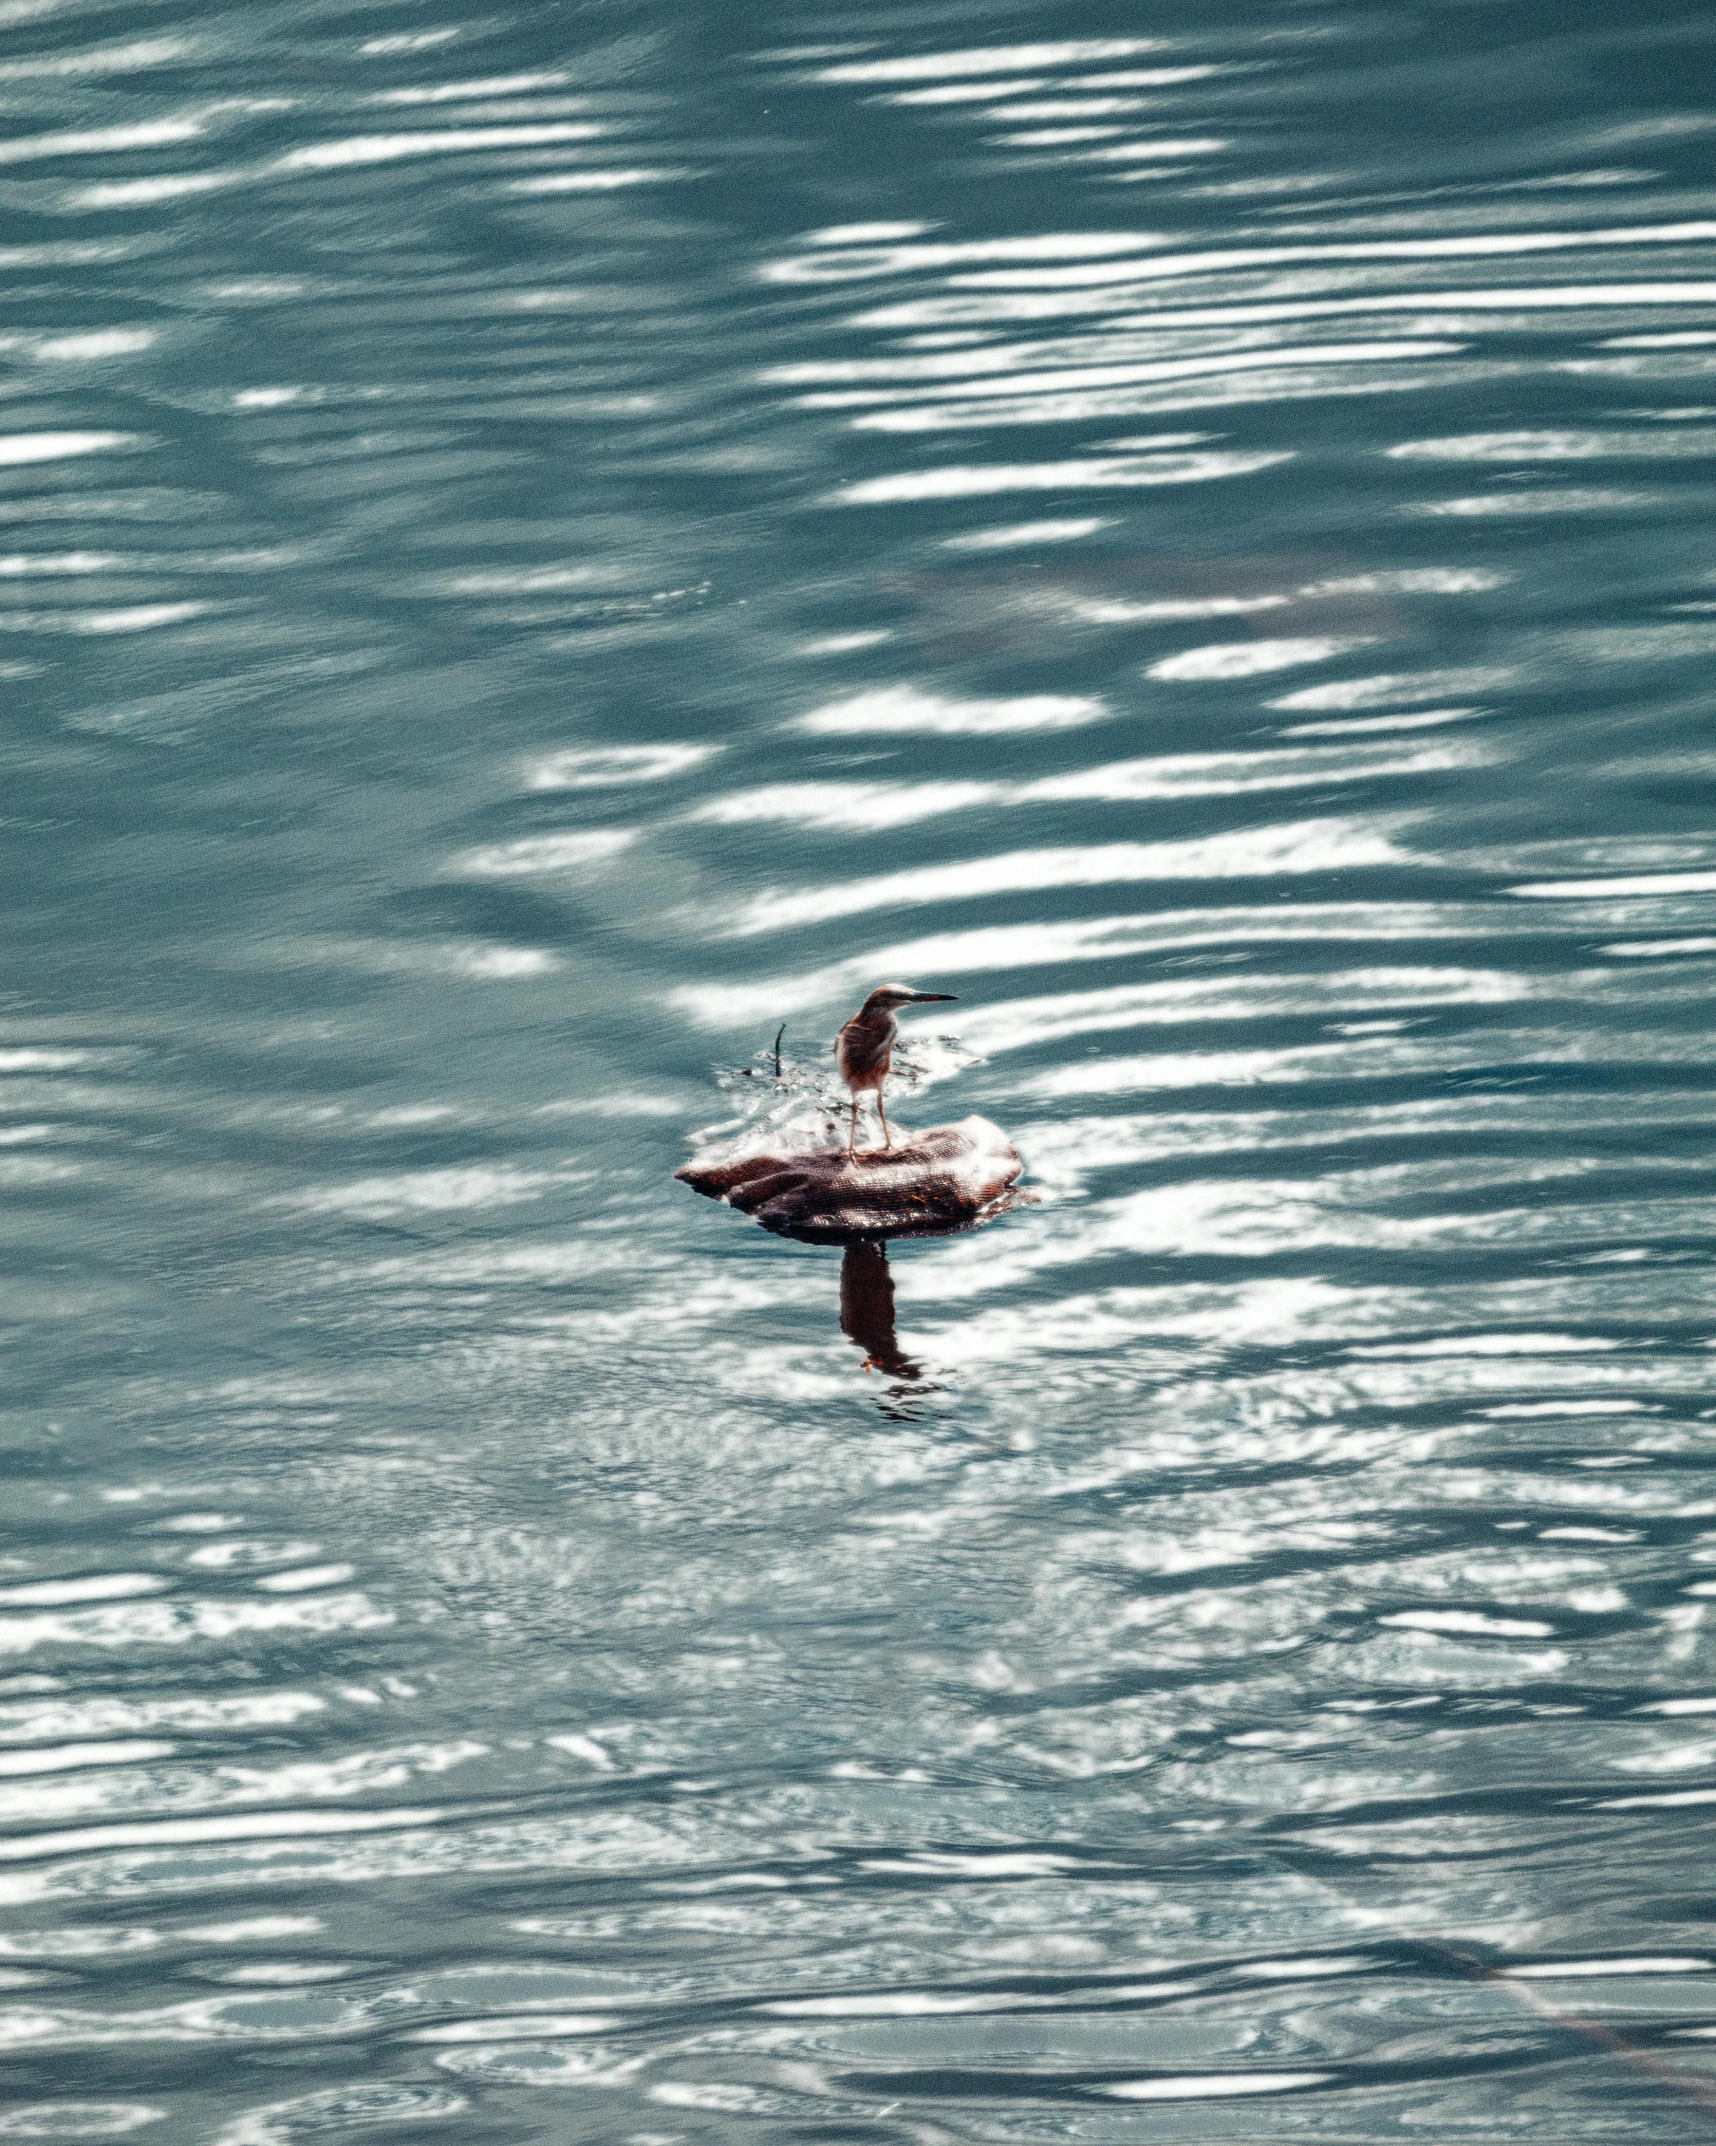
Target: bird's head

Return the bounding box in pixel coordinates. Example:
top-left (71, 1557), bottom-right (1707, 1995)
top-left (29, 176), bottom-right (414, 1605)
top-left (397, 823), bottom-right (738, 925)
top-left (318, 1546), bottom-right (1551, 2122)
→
top-left (860, 983), bottom-right (958, 1015)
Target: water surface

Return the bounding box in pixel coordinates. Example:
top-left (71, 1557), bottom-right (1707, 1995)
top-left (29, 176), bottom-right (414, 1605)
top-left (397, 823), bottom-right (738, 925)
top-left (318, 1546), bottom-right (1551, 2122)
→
top-left (8, 0), bottom-right (1716, 2138)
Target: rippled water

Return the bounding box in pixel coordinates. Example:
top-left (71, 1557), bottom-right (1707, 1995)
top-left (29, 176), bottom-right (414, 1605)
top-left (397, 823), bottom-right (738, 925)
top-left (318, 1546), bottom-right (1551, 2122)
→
top-left (9, 0), bottom-right (1716, 2137)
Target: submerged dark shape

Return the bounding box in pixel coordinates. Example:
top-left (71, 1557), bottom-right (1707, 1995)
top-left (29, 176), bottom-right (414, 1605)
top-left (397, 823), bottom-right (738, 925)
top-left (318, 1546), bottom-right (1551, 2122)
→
top-left (675, 1115), bottom-right (1022, 1241)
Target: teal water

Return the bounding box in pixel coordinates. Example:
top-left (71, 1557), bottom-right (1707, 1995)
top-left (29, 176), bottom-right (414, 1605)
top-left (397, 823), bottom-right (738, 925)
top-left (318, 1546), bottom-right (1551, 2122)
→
top-left (8, 1), bottom-right (1716, 2138)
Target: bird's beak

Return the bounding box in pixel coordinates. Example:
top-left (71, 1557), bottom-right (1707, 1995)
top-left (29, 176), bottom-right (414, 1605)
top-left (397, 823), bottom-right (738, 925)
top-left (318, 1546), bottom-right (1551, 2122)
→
top-left (906, 992), bottom-right (957, 1002)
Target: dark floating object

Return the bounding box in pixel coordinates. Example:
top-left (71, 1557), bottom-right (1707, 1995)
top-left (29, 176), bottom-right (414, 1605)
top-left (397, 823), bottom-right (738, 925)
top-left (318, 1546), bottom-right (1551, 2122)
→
top-left (676, 1115), bottom-right (1023, 1241)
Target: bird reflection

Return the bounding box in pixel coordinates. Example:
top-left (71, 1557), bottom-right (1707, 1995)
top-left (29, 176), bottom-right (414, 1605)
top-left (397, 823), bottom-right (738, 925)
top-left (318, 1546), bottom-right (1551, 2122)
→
top-left (839, 1237), bottom-right (926, 1386)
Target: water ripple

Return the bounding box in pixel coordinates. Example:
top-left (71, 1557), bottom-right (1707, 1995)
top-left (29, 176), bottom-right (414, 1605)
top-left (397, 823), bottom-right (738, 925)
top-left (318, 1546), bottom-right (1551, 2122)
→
top-left (9, 0), bottom-right (1716, 2138)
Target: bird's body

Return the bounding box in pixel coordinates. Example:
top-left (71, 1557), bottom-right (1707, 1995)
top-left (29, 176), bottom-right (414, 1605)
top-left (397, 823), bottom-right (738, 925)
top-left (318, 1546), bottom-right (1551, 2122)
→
top-left (835, 984), bottom-right (956, 1156)
top-left (835, 1004), bottom-right (898, 1096)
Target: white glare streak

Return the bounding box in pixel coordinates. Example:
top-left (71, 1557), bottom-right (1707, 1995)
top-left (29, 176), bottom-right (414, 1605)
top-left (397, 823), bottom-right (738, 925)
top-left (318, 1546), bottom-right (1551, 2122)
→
top-left (0, 432), bottom-right (135, 464)
top-left (453, 832), bottom-right (634, 875)
top-left (1105, 2073), bottom-right (1333, 2100)
top-left (942, 518), bottom-right (1112, 547)
top-left (0, 118), bottom-right (202, 162)
top-left (1381, 1611), bottom-right (1556, 1636)
top-left (1, 603), bottom-right (204, 633)
top-left (1151, 637), bottom-right (1373, 680)
top-left (765, 233), bottom-right (1174, 284)
top-left (78, 175), bottom-right (235, 205)
top-left (510, 170), bottom-right (693, 192)
top-left (281, 126), bottom-right (602, 168)
top-left (1389, 427), bottom-right (1716, 461)
top-left (950, 221), bottom-right (1716, 289)
top-left (0, 1805), bottom-right (447, 1862)
top-left (789, 341), bottom-right (1459, 406)
top-left (808, 222), bottom-right (934, 242)
top-left (0, 1576), bottom-right (166, 1607)
top-left (815, 42), bottom-right (1168, 82)
top-left (530, 744), bottom-right (715, 788)
top-left (1285, 708), bottom-right (1484, 737)
top-left (0, 1740), bottom-right (174, 1777)
top-left (0, 36), bottom-right (190, 77)
top-left (1512, 871), bottom-right (1716, 898)
top-left (887, 81), bottom-right (1049, 105)
top-left (793, 687), bottom-right (1107, 735)
top-left (1603, 331), bottom-right (1716, 347)
top-left (835, 451), bottom-right (1290, 501)
top-left (33, 330), bottom-right (153, 359)
top-left (731, 820), bottom-right (1412, 934)
top-left (695, 781), bottom-right (1000, 831)
top-left (377, 75), bottom-right (568, 102)
top-left (1271, 669), bottom-right (1512, 710)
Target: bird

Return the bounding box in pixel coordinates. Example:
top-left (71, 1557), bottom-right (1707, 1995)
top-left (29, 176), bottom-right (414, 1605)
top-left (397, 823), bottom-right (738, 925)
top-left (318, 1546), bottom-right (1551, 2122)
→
top-left (835, 984), bottom-right (957, 1158)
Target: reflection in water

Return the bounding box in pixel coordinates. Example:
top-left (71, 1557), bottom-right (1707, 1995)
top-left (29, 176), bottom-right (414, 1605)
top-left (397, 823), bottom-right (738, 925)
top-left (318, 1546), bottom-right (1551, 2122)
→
top-left (839, 1236), bottom-right (925, 1385)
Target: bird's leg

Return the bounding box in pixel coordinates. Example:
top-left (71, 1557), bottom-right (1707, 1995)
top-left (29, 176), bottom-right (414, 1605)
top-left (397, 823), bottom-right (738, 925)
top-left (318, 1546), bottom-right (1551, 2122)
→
top-left (847, 1093), bottom-right (859, 1158)
top-left (878, 1081), bottom-right (893, 1150)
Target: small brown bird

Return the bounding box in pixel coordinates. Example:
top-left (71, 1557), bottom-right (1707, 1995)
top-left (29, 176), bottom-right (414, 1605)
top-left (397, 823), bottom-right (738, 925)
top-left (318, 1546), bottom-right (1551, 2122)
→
top-left (835, 983), bottom-right (957, 1157)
